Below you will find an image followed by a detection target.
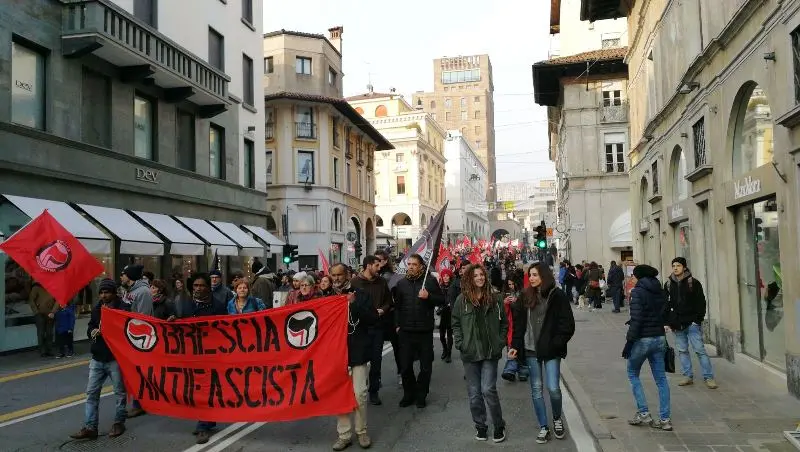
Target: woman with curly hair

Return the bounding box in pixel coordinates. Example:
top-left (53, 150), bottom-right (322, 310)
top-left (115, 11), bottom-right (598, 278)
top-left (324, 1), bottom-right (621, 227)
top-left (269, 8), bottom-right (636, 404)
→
top-left (452, 264), bottom-right (509, 443)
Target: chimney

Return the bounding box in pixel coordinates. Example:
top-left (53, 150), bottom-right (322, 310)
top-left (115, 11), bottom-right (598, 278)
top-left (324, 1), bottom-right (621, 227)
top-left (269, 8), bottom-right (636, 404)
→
top-left (328, 26), bottom-right (343, 54)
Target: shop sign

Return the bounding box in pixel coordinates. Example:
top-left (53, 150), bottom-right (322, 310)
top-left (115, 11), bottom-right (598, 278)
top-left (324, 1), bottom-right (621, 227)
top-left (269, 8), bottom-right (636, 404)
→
top-left (733, 176), bottom-right (761, 200)
top-left (135, 167), bottom-right (160, 184)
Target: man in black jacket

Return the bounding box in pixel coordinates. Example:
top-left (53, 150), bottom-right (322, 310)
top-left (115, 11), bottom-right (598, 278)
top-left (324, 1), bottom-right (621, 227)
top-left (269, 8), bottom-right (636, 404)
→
top-left (607, 261), bottom-right (625, 313)
top-left (330, 264), bottom-right (378, 450)
top-left (70, 279), bottom-right (130, 441)
top-left (664, 257), bottom-right (717, 389)
top-left (394, 254), bottom-right (444, 408)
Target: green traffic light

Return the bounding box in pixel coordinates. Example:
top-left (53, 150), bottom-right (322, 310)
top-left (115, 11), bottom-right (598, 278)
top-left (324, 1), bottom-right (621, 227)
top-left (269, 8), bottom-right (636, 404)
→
top-left (536, 240), bottom-right (547, 249)
top-left (282, 256), bottom-right (291, 264)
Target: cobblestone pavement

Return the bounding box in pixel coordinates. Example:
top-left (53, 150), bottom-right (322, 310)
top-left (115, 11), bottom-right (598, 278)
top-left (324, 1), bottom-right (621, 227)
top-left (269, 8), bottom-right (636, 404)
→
top-left (561, 305), bottom-right (800, 452)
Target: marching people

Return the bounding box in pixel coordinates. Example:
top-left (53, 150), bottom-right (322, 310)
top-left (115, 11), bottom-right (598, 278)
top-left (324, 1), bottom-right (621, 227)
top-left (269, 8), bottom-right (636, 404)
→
top-left (664, 257), bottom-right (717, 389)
top-left (350, 255), bottom-right (393, 406)
top-left (607, 261), bottom-right (625, 313)
top-left (437, 268), bottom-right (454, 363)
top-left (120, 264), bottom-right (154, 316)
top-left (501, 277), bottom-right (527, 382)
top-left (227, 279), bottom-right (267, 314)
top-left (249, 259), bottom-right (275, 309)
top-left (585, 262), bottom-right (603, 309)
top-left (329, 263), bottom-right (379, 450)
top-left (70, 279), bottom-right (130, 441)
top-left (285, 273), bottom-right (320, 305)
top-left (509, 262), bottom-right (575, 444)
top-left (375, 249), bottom-right (403, 386)
top-left (452, 264), bottom-right (509, 443)
top-left (318, 275), bottom-right (335, 296)
top-left (623, 264), bottom-right (672, 431)
top-left (394, 254), bottom-right (444, 408)
top-left (210, 269), bottom-right (234, 310)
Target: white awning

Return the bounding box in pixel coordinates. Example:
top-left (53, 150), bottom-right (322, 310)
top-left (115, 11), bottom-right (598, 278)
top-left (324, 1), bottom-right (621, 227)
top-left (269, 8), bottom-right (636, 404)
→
top-left (242, 225), bottom-right (285, 248)
top-left (3, 194), bottom-right (111, 254)
top-left (78, 204), bottom-right (164, 256)
top-left (210, 221), bottom-right (265, 257)
top-left (174, 216), bottom-right (238, 256)
top-left (609, 209), bottom-right (633, 249)
top-left (132, 211), bottom-right (206, 256)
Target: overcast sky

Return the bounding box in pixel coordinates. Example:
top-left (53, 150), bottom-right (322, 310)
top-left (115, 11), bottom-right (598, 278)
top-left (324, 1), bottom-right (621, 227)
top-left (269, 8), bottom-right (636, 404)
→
top-left (263, 0), bottom-right (556, 183)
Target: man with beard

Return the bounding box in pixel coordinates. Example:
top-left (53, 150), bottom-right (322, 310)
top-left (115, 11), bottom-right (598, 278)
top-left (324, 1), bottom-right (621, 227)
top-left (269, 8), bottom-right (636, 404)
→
top-left (209, 269), bottom-right (234, 310)
top-left (120, 264), bottom-right (154, 316)
top-left (171, 273), bottom-right (229, 444)
top-left (394, 254), bottom-right (444, 408)
top-left (329, 264), bottom-right (378, 450)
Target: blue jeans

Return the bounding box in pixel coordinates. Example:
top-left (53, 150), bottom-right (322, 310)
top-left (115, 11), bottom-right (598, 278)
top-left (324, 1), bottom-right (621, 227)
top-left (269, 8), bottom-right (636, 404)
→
top-left (463, 360), bottom-right (505, 430)
top-left (525, 356), bottom-right (562, 428)
top-left (196, 421), bottom-right (217, 432)
top-left (673, 323), bottom-right (714, 380)
top-left (611, 286), bottom-right (623, 311)
top-left (502, 357), bottom-right (529, 378)
top-left (627, 336), bottom-right (670, 420)
top-left (84, 359), bottom-right (127, 430)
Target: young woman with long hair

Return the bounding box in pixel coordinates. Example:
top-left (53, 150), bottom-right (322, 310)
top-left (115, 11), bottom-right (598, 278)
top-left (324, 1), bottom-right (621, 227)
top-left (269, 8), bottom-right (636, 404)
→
top-left (452, 264), bottom-right (509, 443)
top-left (509, 263), bottom-right (575, 444)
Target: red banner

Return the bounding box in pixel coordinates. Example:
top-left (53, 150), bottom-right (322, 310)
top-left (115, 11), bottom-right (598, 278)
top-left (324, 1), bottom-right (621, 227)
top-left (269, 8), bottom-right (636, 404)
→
top-left (0, 210), bottom-right (104, 307)
top-left (100, 296), bottom-right (357, 422)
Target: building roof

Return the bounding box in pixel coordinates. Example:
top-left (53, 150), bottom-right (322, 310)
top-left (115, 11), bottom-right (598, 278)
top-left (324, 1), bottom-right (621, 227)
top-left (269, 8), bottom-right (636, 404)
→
top-left (532, 47), bottom-right (628, 107)
top-left (264, 92), bottom-right (394, 150)
top-left (345, 92), bottom-right (399, 101)
top-left (262, 29), bottom-right (341, 56)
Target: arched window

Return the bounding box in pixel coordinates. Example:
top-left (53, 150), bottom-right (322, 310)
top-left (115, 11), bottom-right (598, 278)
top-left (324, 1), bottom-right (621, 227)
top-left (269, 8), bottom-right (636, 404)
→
top-left (671, 146), bottom-right (688, 201)
top-left (355, 107), bottom-right (364, 115)
top-left (376, 215), bottom-right (384, 227)
top-left (375, 105), bottom-right (388, 117)
top-left (732, 83), bottom-right (773, 176)
top-left (430, 100), bottom-right (436, 109)
top-left (266, 213), bottom-right (278, 231)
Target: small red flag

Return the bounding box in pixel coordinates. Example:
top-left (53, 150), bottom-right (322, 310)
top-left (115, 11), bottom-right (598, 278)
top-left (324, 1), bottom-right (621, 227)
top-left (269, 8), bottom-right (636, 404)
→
top-left (0, 210), bottom-right (105, 307)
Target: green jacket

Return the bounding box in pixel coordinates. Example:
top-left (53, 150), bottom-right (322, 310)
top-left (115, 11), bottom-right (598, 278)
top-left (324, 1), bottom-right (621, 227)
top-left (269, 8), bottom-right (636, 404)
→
top-left (452, 291), bottom-right (508, 362)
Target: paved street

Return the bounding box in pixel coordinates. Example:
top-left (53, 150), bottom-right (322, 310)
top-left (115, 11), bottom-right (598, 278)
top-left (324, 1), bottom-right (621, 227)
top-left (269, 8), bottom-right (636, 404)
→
top-left (563, 306), bottom-right (800, 452)
top-left (0, 336), bottom-right (591, 451)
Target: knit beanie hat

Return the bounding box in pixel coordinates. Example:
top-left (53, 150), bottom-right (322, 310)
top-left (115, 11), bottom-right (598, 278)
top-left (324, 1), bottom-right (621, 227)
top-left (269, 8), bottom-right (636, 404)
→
top-left (98, 278), bottom-right (118, 293)
top-left (632, 264), bottom-right (659, 280)
top-left (671, 257), bottom-right (688, 269)
top-left (121, 264), bottom-right (144, 281)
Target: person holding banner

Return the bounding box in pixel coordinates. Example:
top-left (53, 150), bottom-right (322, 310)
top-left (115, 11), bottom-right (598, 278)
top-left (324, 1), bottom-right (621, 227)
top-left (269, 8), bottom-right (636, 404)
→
top-left (227, 279), bottom-right (267, 314)
top-left (70, 279), bottom-right (130, 441)
top-left (394, 254), bottom-right (444, 409)
top-left (329, 263), bottom-right (379, 450)
top-left (452, 264), bottom-right (509, 443)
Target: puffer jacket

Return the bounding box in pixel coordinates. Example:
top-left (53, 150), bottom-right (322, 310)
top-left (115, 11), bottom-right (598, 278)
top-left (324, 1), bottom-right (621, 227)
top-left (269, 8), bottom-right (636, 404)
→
top-left (394, 273), bottom-right (444, 332)
top-left (452, 292), bottom-right (508, 362)
top-left (626, 276), bottom-right (666, 341)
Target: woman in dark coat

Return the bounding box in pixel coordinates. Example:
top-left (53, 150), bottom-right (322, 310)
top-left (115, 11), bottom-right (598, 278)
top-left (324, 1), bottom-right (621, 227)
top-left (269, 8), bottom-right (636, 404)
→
top-left (585, 262), bottom-right (603, 309)
top-left (509, 263), bottom-right (575, 444)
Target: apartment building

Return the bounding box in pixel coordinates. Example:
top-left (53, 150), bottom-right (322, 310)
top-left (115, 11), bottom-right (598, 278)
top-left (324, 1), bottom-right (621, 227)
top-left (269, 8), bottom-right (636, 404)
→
top-left (0, 0), bottom-right (271, 352)
top-left (443, 131), bottom-right (489, 244)
top-left (346, 88), bottom-right (447, 252)
top-left (263, 28), bottom-right (393, 269)
top-left (584, 0), bottom-right (800, 396)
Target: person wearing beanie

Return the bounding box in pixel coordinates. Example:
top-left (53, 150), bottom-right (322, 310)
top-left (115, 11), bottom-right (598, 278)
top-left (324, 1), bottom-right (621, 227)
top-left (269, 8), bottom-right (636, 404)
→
top-left (120, 264), bottom-right (154, 317)
top-left (664, 257), bottom-right (717, 389)
top-left (249, 259), bottom-right (275, 310)
top-left (209, 269), bottom-right (234, 313)
top-left (623, 264), bottom-right (672, 432)
top-left (70, 278), bottom-right (130, 441)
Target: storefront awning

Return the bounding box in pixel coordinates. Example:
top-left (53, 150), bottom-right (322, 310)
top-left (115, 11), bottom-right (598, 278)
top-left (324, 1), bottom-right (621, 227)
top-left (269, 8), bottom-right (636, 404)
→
top-left (210, 221), bottom-right (265, 257)
top-left (131, 211), bottom-right (206, 256)
top-left (609, 209), bottom-right (633, 249)
top-left (78, 204), bottom-right (164, 256)
top-left (2, 194), bottom-right (111, 254)
top-left (174, 216), bottom-right (238, 256)
top-left (242, 225), bottom-right (285, 248)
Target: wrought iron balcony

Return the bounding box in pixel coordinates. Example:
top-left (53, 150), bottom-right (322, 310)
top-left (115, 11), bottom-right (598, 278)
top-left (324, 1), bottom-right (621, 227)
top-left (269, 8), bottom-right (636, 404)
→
top-left (60, 0), bottom-right (230, 117)
top-left (295, 122), bottom-right (316, 139)
top-left (599, 100), bottom-right (629, 123)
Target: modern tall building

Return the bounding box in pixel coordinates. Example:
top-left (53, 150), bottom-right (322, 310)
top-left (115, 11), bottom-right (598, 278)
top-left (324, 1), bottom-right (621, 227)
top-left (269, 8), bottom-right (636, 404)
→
top-left (346, 88), bottom-right (447, 254)
top-left (262, 28), bottom-right (393, 269)
top-left (533, 0), bottom-right (631, 265)
top-left (443, 131), bottom-right (489, 244)
top-left (412, 55), bottom-right (496, 200)
top-left (0, 0), bottom-right (271, 352)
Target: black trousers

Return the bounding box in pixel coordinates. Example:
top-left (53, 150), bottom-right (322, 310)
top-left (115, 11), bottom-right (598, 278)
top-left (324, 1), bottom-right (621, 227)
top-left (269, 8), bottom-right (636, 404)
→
top-left (438, 308), bottom-right (453, 353)
top-left (383, 323), bottom-right (402, 374)
top-left (34, 314), bottom-right (54, 355)
top-left (368, 327), bottom-right (384, 394)
top-left (399, 330), bottom-right (434, 400)
top-left (56, 331), bottom-right (74, 355)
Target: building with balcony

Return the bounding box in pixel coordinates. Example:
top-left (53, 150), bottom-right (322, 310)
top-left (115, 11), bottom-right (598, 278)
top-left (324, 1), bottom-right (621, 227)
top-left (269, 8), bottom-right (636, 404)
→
top-left (532, 0), bottom-right (632, 265)
top-left (443, 131), bottom-right (488, 245)
top-left (346, 88), bottom-right (447, 254)
top-left (0, 0), bottom-right (273, 352)
top-left (588, 0), bottom-right (800, 397)
top-left (263, 28), bottom-right (393, 269)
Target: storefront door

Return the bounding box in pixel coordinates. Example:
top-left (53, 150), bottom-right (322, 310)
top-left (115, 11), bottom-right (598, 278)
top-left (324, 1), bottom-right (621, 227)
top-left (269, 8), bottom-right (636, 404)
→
top-left (735, 198), bottom-right (785, 369)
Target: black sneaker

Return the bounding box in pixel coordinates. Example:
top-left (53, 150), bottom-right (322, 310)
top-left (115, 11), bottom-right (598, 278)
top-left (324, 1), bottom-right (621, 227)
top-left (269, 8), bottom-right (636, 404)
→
top-left (501, 372), bottom-right (516, 382)
top-left (553, 417), bottom-right (566, 439)
top-left (369, 393), bottom-right (382, 406)
top-left (493, 425), bottom-right (506, 443)
top-left (475, 427), bottom-right (488, 441)
top-left (535, 426), bottom-right (551, 444)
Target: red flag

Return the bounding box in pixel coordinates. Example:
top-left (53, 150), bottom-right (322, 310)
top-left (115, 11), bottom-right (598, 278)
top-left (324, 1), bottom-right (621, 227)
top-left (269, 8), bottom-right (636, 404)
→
top-left (0, 210), bottom-right (104, 307)
top-left (467, 248), bottom-right (482, 264)
top-left (318, 249), bottom-right (330, 274)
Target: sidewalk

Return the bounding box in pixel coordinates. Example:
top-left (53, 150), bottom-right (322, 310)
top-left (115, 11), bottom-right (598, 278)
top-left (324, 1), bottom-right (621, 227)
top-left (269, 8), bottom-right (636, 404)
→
top-left (562, 307), bottom-right (800, 452)
top-left (0, 341), bottom-right (91, 379)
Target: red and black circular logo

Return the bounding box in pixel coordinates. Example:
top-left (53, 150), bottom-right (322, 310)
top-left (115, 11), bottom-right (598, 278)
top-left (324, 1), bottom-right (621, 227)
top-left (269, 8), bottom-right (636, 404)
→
top-left (125, 318), bottom-right (159, 352)
top-left (35, 240), bottom-right (72, 272)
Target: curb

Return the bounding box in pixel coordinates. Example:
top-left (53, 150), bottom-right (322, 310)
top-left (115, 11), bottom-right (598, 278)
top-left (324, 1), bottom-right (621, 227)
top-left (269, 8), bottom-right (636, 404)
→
top-left (561, 360), bottom-right (626, 452)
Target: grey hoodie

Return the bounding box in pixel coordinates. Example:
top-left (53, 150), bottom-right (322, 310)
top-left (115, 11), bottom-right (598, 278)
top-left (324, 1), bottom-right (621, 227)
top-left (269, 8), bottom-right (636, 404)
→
top-left (123, 279), bottom-right (154, 316)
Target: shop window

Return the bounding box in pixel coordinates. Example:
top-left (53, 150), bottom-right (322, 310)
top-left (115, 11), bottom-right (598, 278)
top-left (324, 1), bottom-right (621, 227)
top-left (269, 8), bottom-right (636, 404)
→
top-left (11, 40), bottom-right (46, 130)
top-left (731, 83), bottom-right (773, 176)
top-left (670, 145), bottom-right (688, 201)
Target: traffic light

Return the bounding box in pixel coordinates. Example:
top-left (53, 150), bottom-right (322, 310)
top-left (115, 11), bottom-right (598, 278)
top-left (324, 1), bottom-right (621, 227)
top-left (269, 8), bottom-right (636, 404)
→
top-left (282, 244), bottom-right (299, 264)
top-left (535, 221), bottom-right (547, 249)
top-left (354, 241), bottom-right (363, 257)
